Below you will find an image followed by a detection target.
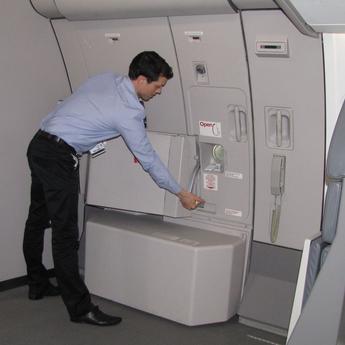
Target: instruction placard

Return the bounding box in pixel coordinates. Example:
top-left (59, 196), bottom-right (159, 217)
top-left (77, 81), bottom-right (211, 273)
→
top-left (225, 208), bottom-right (243, 217)
top-left (199, 120), bottom-right (222, 138)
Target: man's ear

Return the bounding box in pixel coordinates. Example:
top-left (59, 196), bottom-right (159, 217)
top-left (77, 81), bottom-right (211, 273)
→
top-left (137, 75), bottom-right (147, 84)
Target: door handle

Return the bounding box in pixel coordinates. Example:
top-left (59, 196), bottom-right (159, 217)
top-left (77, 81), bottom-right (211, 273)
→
top-left (228, 104), bottom-right (247, 142)
top-left (276, 110), bottom-right (282, 147)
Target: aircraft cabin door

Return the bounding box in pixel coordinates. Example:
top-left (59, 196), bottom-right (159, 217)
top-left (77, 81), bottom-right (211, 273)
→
top-left (169, 14), bottom-right (254, 226)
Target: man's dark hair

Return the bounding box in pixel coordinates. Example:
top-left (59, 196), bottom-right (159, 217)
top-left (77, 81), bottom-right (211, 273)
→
top-left (128, 51), bottom-right (173, 82)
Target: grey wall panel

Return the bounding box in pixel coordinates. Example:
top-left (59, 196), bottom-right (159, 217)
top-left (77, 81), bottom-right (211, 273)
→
top-left (52, 19), bottom-right (89, 91)
top-left (170, 14), bottom-right (254, 225)
top-left (53, 18), bottom-right (187, 135)
top-left (0, 0), bottom-right (70, 280)
top-left (242, 10), bottom-right (325, 249)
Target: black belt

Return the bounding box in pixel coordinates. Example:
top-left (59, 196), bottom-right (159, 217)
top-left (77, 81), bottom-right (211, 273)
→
top-left (37, 129), bottom-right (76, 153)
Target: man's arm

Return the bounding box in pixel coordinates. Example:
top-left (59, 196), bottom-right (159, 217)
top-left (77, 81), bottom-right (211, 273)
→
top-left (117, 116), bottom-right (204, 210)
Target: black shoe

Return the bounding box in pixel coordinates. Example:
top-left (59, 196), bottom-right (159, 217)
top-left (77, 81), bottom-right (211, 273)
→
top-left (28, 282), bottom-right (60, 300)
top-left (71, 306), bottom-right (122, 326)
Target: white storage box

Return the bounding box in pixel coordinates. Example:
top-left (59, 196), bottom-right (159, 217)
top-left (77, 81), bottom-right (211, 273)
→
top-left (85, 208), bottom-right (246, 325)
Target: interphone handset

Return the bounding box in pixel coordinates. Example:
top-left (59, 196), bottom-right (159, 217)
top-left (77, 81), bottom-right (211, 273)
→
top-left (270, 155), bottom-right (286, 243)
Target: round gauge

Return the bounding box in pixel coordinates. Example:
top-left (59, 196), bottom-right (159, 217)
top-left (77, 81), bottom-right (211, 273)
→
top-left (212, 145), bottom-right (224, 163)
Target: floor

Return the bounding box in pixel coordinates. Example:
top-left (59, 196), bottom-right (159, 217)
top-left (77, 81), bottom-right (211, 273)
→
top-left (0, 285), bottom-right (287, 345)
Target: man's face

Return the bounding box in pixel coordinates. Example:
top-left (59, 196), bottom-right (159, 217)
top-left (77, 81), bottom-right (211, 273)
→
top-left (137, 75), bottom-right (168, 102)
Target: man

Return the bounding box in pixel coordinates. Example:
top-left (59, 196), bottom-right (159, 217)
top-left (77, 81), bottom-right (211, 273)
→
top-left (23, 51), bottom-right (204, 326)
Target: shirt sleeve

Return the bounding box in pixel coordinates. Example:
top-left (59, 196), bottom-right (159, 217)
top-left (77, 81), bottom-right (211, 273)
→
top-left (116, 113), bottom-right (182, 195)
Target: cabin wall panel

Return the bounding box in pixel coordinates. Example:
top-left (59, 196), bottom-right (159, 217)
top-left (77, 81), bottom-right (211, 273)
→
top-left (0, 0), bottom-right (70, 281)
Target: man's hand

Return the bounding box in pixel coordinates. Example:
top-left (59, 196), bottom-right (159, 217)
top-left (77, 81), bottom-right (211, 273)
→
top-left (177, 189), bottom-right (205, 210)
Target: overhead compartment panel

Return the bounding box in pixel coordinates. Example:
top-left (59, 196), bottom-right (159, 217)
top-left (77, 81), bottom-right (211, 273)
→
top-left (232, 0), bottom-right (277, 10)
top-left (52, 0), bottom-right (235, 21)
top-left (30, 0), bottom-right (63, 18)
top-left (289, 0), bottom-right (345, 33)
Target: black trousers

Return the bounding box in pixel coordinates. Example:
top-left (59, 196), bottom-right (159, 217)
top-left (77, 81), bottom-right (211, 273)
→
top-left (23, 131), bottom-right (91, 317)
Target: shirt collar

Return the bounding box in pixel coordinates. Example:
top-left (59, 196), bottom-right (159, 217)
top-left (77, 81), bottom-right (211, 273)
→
top-left (117, 75), bottom-right (143, 110)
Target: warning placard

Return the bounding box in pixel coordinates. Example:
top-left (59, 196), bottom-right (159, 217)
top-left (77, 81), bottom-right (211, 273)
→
top-left (203, 173), bottom-right (218, 191)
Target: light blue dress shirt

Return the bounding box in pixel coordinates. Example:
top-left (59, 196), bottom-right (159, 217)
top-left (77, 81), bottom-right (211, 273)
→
top-left (41, 72), bottom-right (181, 194)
